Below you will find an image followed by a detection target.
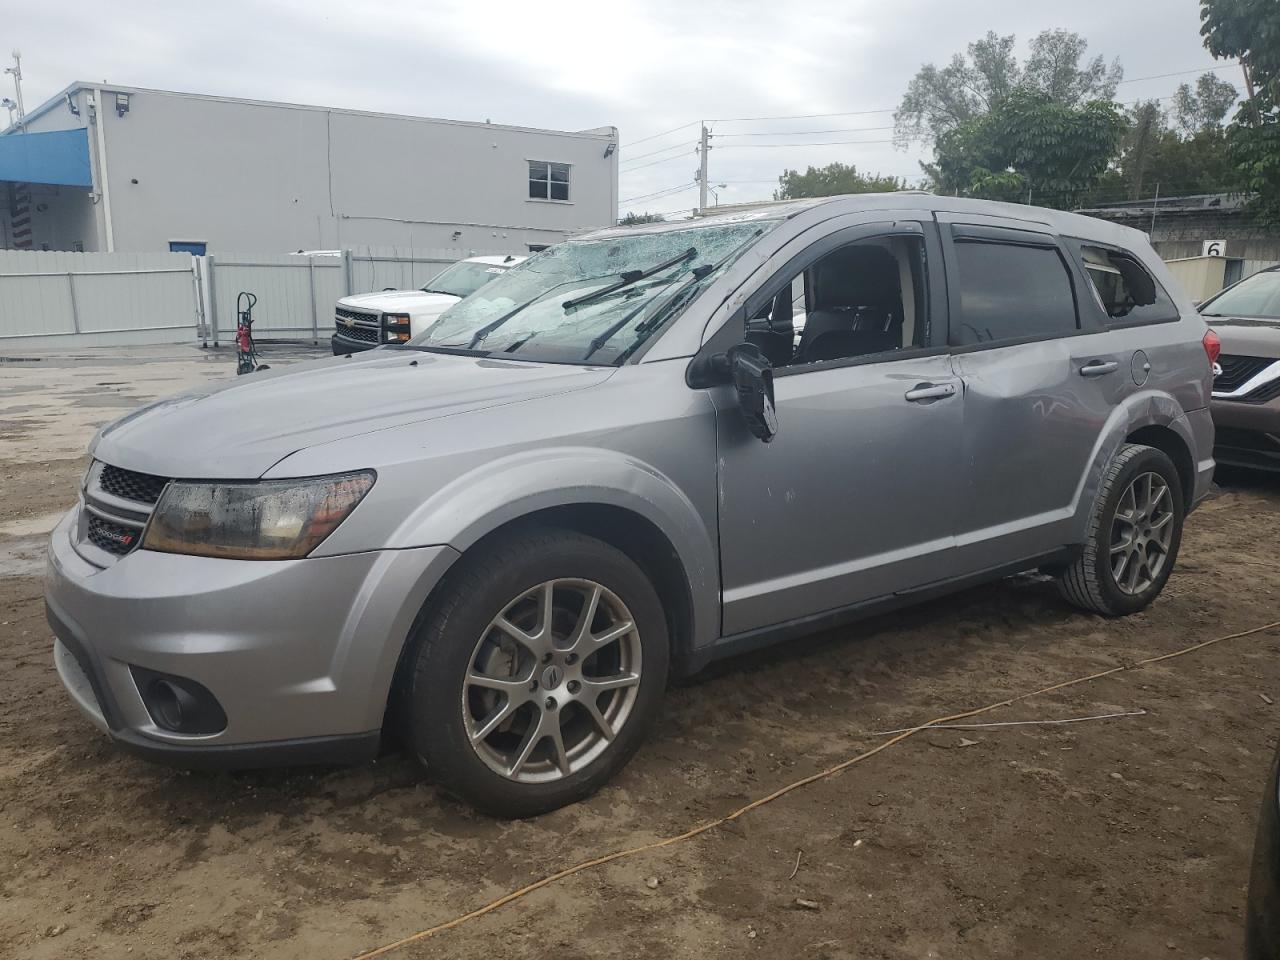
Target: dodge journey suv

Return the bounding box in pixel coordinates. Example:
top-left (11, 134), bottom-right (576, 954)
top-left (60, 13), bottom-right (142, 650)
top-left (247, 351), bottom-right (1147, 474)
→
top-left (46, 194), bottom-right (1215, 817)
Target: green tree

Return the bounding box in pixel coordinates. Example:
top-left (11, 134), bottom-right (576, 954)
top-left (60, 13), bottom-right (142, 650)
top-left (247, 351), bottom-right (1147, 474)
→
top-left (1173, 73), bottom-right (1239, 134)
top-left (895, 29), bottom-right (1122, 145)
top-left (1200, 0), bottom-right (1280, 219)
top-left (773, 162), bottom-right (904, 200)
top-left (1094, 80), bottom-right (1242, 203)
top-left (927, 91), bottom-right (1126, 209)
top-left (618, 211), bottom-right (666, 225)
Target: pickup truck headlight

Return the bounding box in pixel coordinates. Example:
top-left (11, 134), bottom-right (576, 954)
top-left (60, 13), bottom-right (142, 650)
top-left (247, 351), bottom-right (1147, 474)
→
top-left (142, 471), bottom-right (375, 560)
top-left (384, 312), bottom-right (412, 343)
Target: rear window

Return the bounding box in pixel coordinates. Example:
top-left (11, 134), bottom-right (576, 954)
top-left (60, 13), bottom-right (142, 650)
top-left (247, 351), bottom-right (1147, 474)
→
top-left (1076, 244), bottom-right (1178, 325)
top-left (951, 240), bottom-right (1078, 346)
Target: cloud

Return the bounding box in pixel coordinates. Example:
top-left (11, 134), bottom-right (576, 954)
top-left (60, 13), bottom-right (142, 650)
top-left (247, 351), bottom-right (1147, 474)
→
top-left (13, 0), bottom-right (1222, 216)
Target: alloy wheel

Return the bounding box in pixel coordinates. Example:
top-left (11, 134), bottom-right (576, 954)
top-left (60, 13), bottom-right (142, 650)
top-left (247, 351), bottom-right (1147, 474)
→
top-left (1109, 471), bottom-right (1174, 596)
top-left (462, 579), bottom-right (643, 784)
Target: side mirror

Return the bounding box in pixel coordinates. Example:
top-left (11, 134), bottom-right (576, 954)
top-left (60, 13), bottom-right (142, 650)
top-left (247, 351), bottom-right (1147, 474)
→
top-left (688, 342), bottom-right (778, 442)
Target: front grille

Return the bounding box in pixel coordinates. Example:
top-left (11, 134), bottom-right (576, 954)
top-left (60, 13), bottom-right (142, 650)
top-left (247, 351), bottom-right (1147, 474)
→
top-left (100, 463), bottom-right (168, 504)
top-left (1241, 377), bottom-right (1280, 405)
top-left (1215, 355), bottom-right (1276, 393)
top-left (86, 514), bottom-right (143, 556)
top-left (336, 323), bottom-right (379, 344)
top-left (335, 307), bottom-right (382, 344)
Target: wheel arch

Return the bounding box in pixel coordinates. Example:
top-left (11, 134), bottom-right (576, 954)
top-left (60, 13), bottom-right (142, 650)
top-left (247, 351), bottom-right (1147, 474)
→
top-left (384, 449), bottom-right (719, 696)
top-left (1070, 393), bottom-right (1202, 541)
top-left (1125, 423), bottom-right (1195, 511)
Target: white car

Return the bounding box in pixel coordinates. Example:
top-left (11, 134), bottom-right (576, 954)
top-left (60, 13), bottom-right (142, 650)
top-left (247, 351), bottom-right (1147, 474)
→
top-left (331, 255), bottom-right (527, 353)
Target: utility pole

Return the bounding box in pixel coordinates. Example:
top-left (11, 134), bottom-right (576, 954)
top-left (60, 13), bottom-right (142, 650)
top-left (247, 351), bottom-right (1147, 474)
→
top-left (3, 51), bottom-right (24, 130)
top-left (697, 123), bottom-right (710, 214)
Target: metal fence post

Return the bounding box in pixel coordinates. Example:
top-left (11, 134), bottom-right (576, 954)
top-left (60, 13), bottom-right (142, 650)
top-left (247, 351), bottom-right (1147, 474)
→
top-left (308, 256), bottom-right (319, 344)
top-left (66, 272), bottom-right (82, 334)
top-left (342, 248), bottom-right (353, 296)
top-left (206, 255), bottom-right (220, 346)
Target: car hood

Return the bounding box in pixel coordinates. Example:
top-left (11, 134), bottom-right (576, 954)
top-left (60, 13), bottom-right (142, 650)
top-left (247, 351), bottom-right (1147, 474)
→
top-left (91, 350), bottom-right (614, 479)
top-left (1207, 316), bottom-right (1280, 359)
top-left (339, 290), bottom-right (461, 313)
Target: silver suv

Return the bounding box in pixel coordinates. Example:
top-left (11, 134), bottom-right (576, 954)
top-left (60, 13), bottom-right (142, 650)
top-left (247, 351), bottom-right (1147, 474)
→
top-left (46, 195), bottom-right (1215, 817)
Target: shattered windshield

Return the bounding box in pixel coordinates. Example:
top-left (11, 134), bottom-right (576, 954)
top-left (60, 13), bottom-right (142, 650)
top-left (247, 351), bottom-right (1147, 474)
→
top-left (410, 219), bottom-right (780, 364)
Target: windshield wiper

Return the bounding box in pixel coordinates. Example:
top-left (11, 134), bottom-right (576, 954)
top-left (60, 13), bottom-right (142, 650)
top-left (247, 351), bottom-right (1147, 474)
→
top-left (601, 233), bottom-right (763, 364)
top-left (462, 277), bottom-right (597, 349)
top-left (420, 287), bottom-right (455, 296)
top-left (562, 247), bottom-right (697, 312)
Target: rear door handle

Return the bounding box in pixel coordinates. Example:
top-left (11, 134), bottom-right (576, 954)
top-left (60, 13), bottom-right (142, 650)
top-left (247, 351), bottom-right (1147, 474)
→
top-left (904, 382), bottom-right (957, 403)
top-left (1079, 360), bottom-right (1119, 378)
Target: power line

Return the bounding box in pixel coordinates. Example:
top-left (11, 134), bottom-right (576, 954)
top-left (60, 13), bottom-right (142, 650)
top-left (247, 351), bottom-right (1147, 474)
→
top-left (620, 140), bottom-right (695, 165)
top-left (1114, 62), bottom-right (1239, 86)
top-left (620, 182), bottom-right (696, 205)
top-left (621, 152), bottom-right (698, 173)
top-left (713, 107), bottom-right (897, 123)
top-left (719, 138), bottom-right (898, 149)
top-left (620, 120), bottom-right (701, 148)
top-left (625, 63), bottom-right (1241, 143)
top-left (716, 124), bottom-right (897, 138)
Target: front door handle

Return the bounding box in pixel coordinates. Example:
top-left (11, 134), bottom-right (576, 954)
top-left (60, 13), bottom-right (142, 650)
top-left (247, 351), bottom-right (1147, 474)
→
top-left (1079, 360), bottom-right (1119, 378)
top-left (904, 382), bottom-right (957, 403)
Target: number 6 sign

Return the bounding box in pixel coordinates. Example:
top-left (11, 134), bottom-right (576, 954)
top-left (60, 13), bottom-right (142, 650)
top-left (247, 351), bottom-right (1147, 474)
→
top-left (1203, 240), bottom-right (1226, 257)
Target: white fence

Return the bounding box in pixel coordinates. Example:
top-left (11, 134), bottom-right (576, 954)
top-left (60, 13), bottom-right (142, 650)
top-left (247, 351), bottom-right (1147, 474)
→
top-left (0, 251), bottom-right (199, 347)
top-left (0, 246), bottom-right (495, 349)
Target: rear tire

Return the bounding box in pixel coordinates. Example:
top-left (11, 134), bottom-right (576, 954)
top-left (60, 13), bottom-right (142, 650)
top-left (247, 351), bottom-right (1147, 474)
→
top-left (402, 527), bottom-right (669, 818)
top-left (1057, 443), bottom-right (1184, 616)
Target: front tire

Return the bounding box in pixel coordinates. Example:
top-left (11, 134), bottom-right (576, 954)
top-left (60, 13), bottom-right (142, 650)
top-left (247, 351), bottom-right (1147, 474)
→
top-left (1057, 443), bottom-right (1185, 616)
top-left (402, 527), bottom-right (670, 818)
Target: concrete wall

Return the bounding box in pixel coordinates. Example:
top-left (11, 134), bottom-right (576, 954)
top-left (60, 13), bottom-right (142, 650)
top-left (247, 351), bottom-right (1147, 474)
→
top-left (1165, 257), bottom-right (1228, 303)
top-left (20, 85), bottom-right (618, 255)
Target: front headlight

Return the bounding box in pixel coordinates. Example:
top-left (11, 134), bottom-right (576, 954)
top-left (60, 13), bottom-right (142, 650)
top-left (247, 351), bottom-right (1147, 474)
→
top-left (142, 471), bottom-right (375, 560)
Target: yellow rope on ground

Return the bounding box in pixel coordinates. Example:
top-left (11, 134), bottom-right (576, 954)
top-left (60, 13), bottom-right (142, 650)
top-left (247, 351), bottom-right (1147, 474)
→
top-left (351, 618), bottom-right (1280, 960)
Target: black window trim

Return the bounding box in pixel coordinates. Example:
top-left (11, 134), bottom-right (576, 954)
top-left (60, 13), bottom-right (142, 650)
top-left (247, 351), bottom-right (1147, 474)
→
top-left (746, 220), bottom-right (944, 368)
top-left (1061, 235), bottom-right (1182, 329)
top-left (939, 222), bottom-right (1086, 351)
top-left (686, 219), bottom-right (948, 385)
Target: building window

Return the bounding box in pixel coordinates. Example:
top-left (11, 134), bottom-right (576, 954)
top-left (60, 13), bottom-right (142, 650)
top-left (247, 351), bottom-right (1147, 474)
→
top-left (527, 243), bottom-right (550, 253)
top-left (529, 161), bottom-right (570, 201)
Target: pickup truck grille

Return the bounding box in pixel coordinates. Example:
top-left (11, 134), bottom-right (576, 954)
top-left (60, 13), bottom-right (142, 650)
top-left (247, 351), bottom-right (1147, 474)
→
top-left (335, 307), bottom-right (382, 344)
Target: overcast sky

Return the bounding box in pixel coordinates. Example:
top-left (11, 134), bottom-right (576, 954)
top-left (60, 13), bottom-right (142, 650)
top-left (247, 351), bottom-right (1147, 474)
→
top-left (13, 0), bottom-right (1237, 218)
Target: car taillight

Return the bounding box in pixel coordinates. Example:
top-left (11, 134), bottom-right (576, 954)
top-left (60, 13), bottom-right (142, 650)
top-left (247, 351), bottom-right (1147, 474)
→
top-left (1203, 329), bottom-right (1221, 374)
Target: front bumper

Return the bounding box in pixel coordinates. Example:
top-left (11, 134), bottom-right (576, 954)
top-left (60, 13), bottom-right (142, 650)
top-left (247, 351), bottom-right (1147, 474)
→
top-left (1212, 396), bottom-right (1280, 472)
top-left (45, 507), bottom-right (459, 767)
top-left (331, 332), bottom-right (378, 355)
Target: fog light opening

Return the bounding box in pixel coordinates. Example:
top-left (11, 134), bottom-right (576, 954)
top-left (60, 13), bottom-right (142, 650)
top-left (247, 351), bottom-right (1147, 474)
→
top-left (132, 667), bottom-right (228, 735)
top-left (148, 679), bottom-right (187, 731)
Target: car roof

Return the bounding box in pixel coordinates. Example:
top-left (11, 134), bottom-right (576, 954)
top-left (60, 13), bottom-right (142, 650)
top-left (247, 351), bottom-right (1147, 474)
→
top-left (580, 192), bottom-right (1152, 249)
top-left (464, 255), bottom-right (528, 266)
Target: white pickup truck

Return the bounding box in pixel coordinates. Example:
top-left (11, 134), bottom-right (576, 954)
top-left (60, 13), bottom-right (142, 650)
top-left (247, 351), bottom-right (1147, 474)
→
top-left (331, 254), bottom-right (527, 354)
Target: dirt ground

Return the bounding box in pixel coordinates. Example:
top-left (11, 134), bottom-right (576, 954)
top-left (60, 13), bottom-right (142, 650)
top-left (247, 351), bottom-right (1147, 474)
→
top-left (2, 345), bottom-right (1280, 960)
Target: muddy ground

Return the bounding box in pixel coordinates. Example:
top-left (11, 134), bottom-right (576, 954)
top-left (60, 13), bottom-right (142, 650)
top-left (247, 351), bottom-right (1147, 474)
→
top-left (2, 345), bottom-right (1279, 960)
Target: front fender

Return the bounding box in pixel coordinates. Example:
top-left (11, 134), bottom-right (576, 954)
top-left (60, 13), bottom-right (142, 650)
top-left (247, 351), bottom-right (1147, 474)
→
top-left (389, 447), bottom-right (721, 653)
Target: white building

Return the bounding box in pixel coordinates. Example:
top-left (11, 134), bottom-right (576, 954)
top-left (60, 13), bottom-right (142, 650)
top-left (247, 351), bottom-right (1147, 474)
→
top-left (1, 82), bottom-right (618, 256)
